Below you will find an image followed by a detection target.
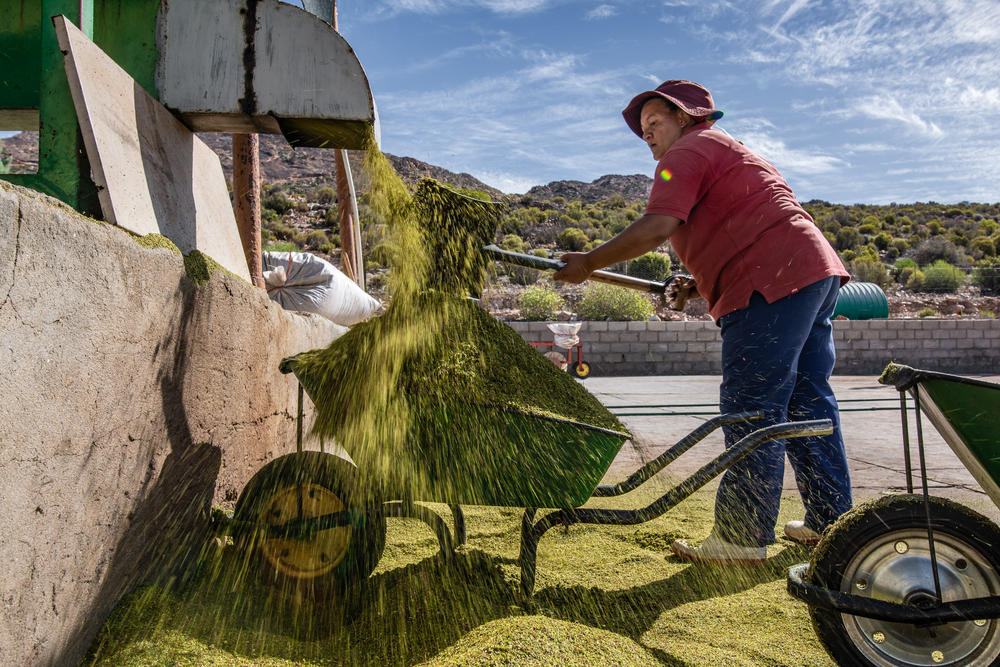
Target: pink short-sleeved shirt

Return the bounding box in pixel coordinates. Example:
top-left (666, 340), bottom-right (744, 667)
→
top-left (645, 124), bottom-right (849, 320)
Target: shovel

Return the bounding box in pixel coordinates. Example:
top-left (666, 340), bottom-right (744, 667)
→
top-left (482, 245), bottom-right (695, 311)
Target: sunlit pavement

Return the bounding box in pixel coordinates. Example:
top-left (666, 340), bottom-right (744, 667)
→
top-left (586, 374), bottom-right (1000, 518)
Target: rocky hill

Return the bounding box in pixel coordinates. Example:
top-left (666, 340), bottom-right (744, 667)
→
top-left (3, 131), bottom-right (649, 203)
top-left (0, 131), bottom-right (506, 197)
top-left (524, 173), bottom-right (652, 204)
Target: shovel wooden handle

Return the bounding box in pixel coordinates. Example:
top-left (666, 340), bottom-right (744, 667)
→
top-left (483, 245), bottom-right (694, 310)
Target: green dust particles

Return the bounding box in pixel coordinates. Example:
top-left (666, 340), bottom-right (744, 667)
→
top-left (84, 490), bottom-right (836, 666)
top-left (286, 135), bottom-right (626, 506)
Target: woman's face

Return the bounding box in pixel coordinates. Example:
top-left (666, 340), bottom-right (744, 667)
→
top-left (640, 99), bottom-right (686, 161)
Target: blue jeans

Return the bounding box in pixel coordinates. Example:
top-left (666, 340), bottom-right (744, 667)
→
top-left (713, 276), bottom-right (852, 547)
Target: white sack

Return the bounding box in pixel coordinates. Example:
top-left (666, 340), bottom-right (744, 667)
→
top-left (262, 250), bottom-right (380, 326)
top-left (547, 322), bottom-right (582, 350)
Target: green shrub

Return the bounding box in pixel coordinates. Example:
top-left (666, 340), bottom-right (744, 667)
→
top-left (627, 252), bottom-right (672, 282)
top-left (972, 257), bottom-right (1000, 295)
top-left (314, 187), bottom-right (336, 204)
top-left (317, 242), bottom-right (335, 255)
top-left (892, 258), bottom-right (918, 285)
top-left (262, 191), bottom-right (296, 215)
top-left (264, 241), bottom-right (298, 252)
top-left (979, 309), bottom-right (996, 318)
top-left (913, 237), bottom-right (961, 267)
top-left (970, 236), bottom-right (996, 257)
top-left (500, 234), bottom-right (526, 253)
top-left (507, 265), bottom-right (540, 286)
top-left (835, 226), bottom-right (862, 251)
top-left (518, 285), bottom-right (564, 320)
top-left (848, 257), bottom-right (890, 288)
top-left (305, 229), bottom-right (330, 249)
top-left (557, 227), bottom-right (588, 251)
top-left (917, 307), bottom-right (938, 318)
top-left (577, 283), bottom-right (654, 321)
top-left (905, 269), bottom-right (925, 291)
top-left (920, 260), bottom-right (964, 293)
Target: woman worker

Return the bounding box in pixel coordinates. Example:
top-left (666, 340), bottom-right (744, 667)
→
top-left (553, 80), bottom-right (852, 565)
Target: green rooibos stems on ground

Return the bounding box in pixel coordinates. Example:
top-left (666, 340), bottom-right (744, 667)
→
top-left (287, 137), bottom-right (625, 505)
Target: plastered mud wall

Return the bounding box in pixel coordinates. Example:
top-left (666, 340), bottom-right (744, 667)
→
top-left (0, 182), bottom-right (344, 666)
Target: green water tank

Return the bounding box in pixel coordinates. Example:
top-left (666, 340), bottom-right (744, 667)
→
top-left (833, 282), bottom-right (889, 320)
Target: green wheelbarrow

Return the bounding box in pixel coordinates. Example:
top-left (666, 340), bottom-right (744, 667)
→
top-left (788, 364), bottom-right (1000, 667)
top-left (227, 356), bottom-right (833, 603)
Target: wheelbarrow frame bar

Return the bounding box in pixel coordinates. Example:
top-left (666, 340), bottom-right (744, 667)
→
top-left (519, 417), bottom-right (834, 595)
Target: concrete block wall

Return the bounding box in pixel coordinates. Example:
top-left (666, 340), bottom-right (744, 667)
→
top-left (507, 318), bottom-right (1000, 376)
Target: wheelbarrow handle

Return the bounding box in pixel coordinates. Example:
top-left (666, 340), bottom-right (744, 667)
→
top-left (483, 244), bottom-right (687, 297)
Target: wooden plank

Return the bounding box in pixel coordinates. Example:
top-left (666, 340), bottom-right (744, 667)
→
top-left (53, 16), bottom-right (251, 282)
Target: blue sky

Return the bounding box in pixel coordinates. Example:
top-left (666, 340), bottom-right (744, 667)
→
top-left (324, 0), bottom-right (1000, 204)
top-left (6, 0), bottom-right (998, 204)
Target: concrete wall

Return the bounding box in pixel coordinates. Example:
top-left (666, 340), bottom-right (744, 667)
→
top-left (508, 318), bottom-right (1000, 376)
top-left (0, 181), bottom-right (345, 666)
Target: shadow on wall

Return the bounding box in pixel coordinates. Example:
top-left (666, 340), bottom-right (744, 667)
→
top-left (56, 276), bottom-right (222, 665)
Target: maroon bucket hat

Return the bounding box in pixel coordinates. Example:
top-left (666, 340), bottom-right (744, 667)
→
top-left (622, 80), bottom-right (723, 138)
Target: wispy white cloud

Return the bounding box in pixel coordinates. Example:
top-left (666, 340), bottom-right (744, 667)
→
top-left (853, 97), bottom-right (943, 138)
top-left (737, 130), bottom-right (846, 176)
top-left (771, 0), bottom-right (811, 30)
top-left (365, 0), bottom-right (564, 17)
top-left (586, 4), bottom-right (616, 20)
top-left (348, 0), bottom-right (999, 201)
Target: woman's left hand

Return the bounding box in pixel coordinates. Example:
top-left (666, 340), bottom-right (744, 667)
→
top-left (553, 252), bottom-right (593, 284)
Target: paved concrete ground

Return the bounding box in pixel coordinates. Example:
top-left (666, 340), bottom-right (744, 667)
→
top-left (587, 374), bottom-right (1000, 519)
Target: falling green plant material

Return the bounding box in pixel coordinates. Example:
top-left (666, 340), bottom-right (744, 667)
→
top-left (285, 134), bottom-right (626, 506)
top-left (83, 488), bottom-right (839, 666)
top-left (288, 291), bottom-right (627, 507)
top-left (410, 178), bottom-right (504, 297)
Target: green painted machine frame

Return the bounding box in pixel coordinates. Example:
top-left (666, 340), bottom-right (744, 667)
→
top-left (0, 0), bottom-right (160, 215)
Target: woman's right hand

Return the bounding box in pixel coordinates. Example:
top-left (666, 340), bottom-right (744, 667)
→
top-left (668, 276), bottom-right (699, 310)
top-left (553, 252), bottom-right (594, 284)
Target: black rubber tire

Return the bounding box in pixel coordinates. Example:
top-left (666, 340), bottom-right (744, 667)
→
top-left (808, 494), bottom-right (1000, 667)
top-left (233, 451), bottom-right (386, 600)
top-left (570, 361), bottom-right (591, 379)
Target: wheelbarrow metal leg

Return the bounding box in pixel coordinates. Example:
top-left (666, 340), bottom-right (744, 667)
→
top-left (519, 507), bottom-right (537, 598)
top-left (592, 411), bottom-right (764, 497)
top-left (384, 500), bottom-right (455, 558)
top-left (449, 504), bottom-right (467, 545)
top-left (519, 420), bottom-right (833, 597)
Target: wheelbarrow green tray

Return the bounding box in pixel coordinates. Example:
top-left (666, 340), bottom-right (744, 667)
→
top-left (880, 363), bottom-right (1000, 508)
top-left (284, 367), bottom-right (629, 509)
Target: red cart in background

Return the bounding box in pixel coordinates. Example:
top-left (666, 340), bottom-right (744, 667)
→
top-left (529, 322), bottom-right (590, 379)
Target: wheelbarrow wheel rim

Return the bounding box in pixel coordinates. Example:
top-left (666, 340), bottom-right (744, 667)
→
top-left (808, 494), bottom-right (1000, 667)
top-left (234, 451), bottom-right (386, 596)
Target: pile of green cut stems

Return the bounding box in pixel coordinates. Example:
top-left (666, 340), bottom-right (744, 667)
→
top-left (289, 176), bottom-right (624, 504)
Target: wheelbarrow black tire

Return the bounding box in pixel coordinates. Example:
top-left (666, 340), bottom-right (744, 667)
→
top-left (233, 451), bottom-right (386, 602)
top-left (570, 361), bottom-right (591, 379)
top-left (808, 494), bottom-right (1000, 667)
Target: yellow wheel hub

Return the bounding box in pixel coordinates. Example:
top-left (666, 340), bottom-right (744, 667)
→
top-left (259, 483), bottom-right (352, 579)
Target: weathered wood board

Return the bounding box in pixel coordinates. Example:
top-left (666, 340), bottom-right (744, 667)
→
top-left (53, 16), bottom-right (251, 282)
top-left (157, 0), bottom-right (378, 147)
